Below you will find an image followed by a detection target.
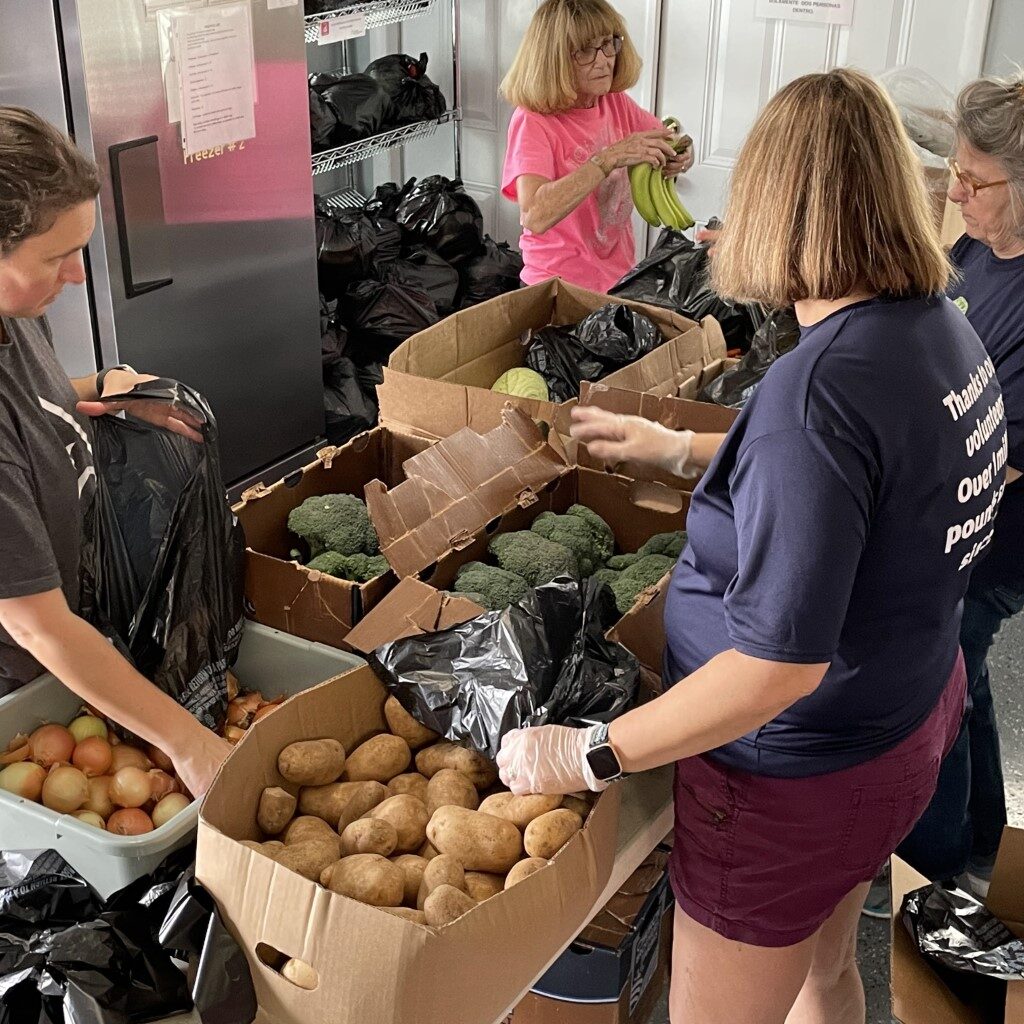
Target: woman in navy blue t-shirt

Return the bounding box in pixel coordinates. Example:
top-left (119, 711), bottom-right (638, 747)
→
top-left (497, 69), bottom-right (1004, 1024)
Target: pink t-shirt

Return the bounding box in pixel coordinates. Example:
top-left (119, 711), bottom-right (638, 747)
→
top-left (502, 92), bottom-right (662, 293)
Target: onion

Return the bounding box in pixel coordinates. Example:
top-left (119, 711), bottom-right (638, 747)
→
top-left (73, 810), bottom-right (106, 828)
top-left (110, 744), bottom-right (152, 773)
top-left (147, 769), bottom-right (179, 803)
top-left (251, 702), bottom-right (282, 725)
top-left (107, 808), bottom-right (154, 835)
top-left (109, 766), bottom-right (151, 808)
top-left (151, 792), bottom-right (191, 828)
top-left (145, 744), bottom-right (175, 773)
top-left (0, 761), bottom-right (47, 800)
top-left (223, 726), bottom-right (246, 744)
top-left (8, 732), bottom-right (28, 751)
top-left (72, 736), bottom-right (112, 777)
top-left (41, 765), bottom-right (89, 813)
top-left (29, 724), bottom-right (76, 768)
top-left (68, 716), bottom-right (108, 744)
top-left (0, 743), bottom-right (30, 765)
top-left (83, 775), bottom-right (115, 818)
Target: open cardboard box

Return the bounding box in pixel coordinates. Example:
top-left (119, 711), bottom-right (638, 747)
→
top-left (891, 827), bottom-right (1024, 1024)
top-left (234, 427), bottom-right (434, 647)
top-left (382, 277), bottom-right (726, 439)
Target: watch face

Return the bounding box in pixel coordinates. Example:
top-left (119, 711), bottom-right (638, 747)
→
top-left (586, 744), bottom-right (621, 782)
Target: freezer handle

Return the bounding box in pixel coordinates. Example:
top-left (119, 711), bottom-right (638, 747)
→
top-left (108, 136), bottom-right (173, 299)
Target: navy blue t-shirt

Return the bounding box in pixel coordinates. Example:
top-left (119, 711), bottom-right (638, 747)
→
top-left (949, 234), bottom-right (1024, 590)
top-left (665, 295), bottom-right (1006, 778)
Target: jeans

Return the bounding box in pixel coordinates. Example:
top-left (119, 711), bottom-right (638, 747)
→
top-left (897, 577), bottom-right (1024, 881)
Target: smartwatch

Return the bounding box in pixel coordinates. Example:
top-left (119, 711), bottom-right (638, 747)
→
top-left (585, 723), bottom-right (627, 784)
top-left (95, 364), bottom-right (135, 397)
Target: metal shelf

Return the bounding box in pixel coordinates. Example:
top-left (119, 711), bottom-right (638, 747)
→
top-left (304, 0), bottom-right (437, 43)
top-left (317, 187), bottom-right (367, 209)
top-left (311, 110), bottom-right (458, 177)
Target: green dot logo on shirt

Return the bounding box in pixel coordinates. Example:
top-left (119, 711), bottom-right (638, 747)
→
top-left (954, 296), bottom-right (970, 315)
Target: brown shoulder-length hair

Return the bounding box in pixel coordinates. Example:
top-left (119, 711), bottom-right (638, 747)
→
top-left (500, 0), bottom-right (643, 115)
top-left (712, 68), bottom-right (950, 307)
top-left (0, 106), bottom-right (100, 255)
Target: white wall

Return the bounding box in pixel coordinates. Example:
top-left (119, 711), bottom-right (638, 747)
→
top-left (983, 0), bottom-right (1024, 75)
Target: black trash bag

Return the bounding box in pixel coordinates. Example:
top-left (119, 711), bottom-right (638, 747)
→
top-left (698, 308), bottom-right (800, 409)
top-left (309, 87), bottom-right (337, 152)
top-left (372, 576), bottom-right (640, 759)
top-left (315, 206), bottom-right (401, 296)
top-left (365, 52), bottom-right (447, 126)
top-left (343, 278), bottom-right (439, 357)
top-left (382, 247), bottom-right (460, 316)
top-left (611, 225), bottom-right (757, 351)
top-left (525, 303), bottom-right (663, 402)
top-left (310, 72), bottom-right (389, 144)
top-left (396, 175), bottom-right (484, 266)
top-left (319, 294), bottom-right (349, 368)
top-left (79, 381), bottom-right (244, 731)
top-left (364, 179), bottom-right (415, 220)
top-left (458, 235), bottom-right (523, 308)
top-left (304, 0), bottom-right (356, 12)
top-left (323, 357), bottom-right (381, 446)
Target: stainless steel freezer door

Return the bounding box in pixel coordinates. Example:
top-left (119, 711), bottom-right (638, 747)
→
top-left (69, 0), bottom-right (324, 483)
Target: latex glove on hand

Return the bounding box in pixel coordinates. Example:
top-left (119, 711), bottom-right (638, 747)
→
top-left (497, 725), bottom-right (609, 797)
top-left (570, 405), bottom-right (698, 478)
top-left (77, 369), bottom-right (205, 443)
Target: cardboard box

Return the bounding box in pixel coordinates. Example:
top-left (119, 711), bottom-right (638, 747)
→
top-left (382, 277), bottom-right (726, 438)
top-left (891, 827), bottom-right (1024, 1024)
top-left (234, 427), bottom-right (434, 646)
top-left (197, 662), bottom-right (621, 1024)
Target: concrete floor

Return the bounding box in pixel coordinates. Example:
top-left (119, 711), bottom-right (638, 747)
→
top-left (643, 611), bottom-right (1024, 1024)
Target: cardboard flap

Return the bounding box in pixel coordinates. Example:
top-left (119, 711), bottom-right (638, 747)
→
top-left (986, 826), bottom-right (1024, 935)
top-left (366, 406), bottom-right (570, 579)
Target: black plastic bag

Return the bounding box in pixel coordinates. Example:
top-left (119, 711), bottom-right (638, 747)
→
top-left (323, 357), bottom-right (382, 446)
top-left (396, 175), bottom-right (484, 266)
top-left (315, 206), bottom-right (401, 296)
top-left (364, 180), bottom-right (415, 220)
top-left (698, 308), bottom-right (800, 409)
top-left (383, 247), bottom-right (460, 316)
top-left (319, 294), bottom-right (349, 368)
top-left (372, 576), bottom-right (640, 759)
top-left (458, 235), bottom-right (523, 308)
top-left (79, 382), bottom-right (244, 731)
top-left (343, 278), bottom-right (438, 356)
top-left (612, 226), bottom-right (756, 351)
top-left (309, 87), bottom-right (337, 152)
top-left (365, 52), bottom-right (447, 126)
top-left (310, 72), bottom-right (389, 144)
top-left (525, 303), bottom-right (664, 402)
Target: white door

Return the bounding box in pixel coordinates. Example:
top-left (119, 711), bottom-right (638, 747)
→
top-left (662, 0), bottom-right (994, 225)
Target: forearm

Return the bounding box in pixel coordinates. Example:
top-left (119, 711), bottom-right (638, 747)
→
top-left (70, 374), bottom-right (100, 402)
top-left (521, 160), bottom-right (606, 235)
top-left (689, 433), bottom-right (727, 470)
top-left (608, 649), bottom-right (825, 772)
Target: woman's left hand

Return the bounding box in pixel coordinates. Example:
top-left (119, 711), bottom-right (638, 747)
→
top-left (663, 140), bottom-right (694, 178)
top-left (77, 369), bottom-right (205, 442)
top-left (497, 725), bottom-right (608, 796)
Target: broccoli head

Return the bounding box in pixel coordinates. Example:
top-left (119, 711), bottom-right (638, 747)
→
top-left (451, 591), bottom-right (489, 608)
top-left (306, 551), bottom-right (389, 583)
top-left (452, 562), bottom-right (529, 610)
top-left (287, 493), bottom-right (379, 558)
top-left (592, 567), bottom-right (622, 589)
top-left (606, 552), bottom-right (641, 571)
top-left (566, 505), bottom-right (614, 560)
top-left (530, 510), bottom-right (608, 576)
top-left (637, 531), bottom-right (687, 560)
top-left (488, 531), bottom-right (578, 587)
top-left (609, 554), bottom-right (675, 615)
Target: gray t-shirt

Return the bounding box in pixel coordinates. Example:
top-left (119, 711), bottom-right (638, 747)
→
top-left (0, 315), bottom-right (95, 692)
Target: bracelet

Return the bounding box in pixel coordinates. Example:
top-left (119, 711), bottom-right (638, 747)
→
top-left (95, 364), bottom-right (136, 397)
top-left (589, 154), bottom-right (610, 178)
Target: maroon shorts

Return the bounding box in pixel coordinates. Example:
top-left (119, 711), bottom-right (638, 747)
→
top-left (669, 652), bottom-right (967, 947)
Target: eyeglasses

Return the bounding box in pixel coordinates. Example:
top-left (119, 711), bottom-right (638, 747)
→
top-left (948, 158), bottom-right (1009, 199)
top-left (572, 35), bottom-right (623, 67)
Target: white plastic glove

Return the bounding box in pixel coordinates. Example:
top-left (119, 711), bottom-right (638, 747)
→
top-left (570, 406), bottom-right (697, 478)
top-left (496, 725), bottom-right (608, 797)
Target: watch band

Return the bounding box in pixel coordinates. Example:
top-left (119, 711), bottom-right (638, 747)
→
top-left (95, 364), bottom-right (135, 397)
top-left (585, 723), bottom-right (627, 784)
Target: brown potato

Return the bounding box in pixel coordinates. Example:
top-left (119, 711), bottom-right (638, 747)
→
top-left (384, 697), bottom-right (439, 750)
top-left (416, 854), bottom-right (466, 910)
top-left (367, 794), bottom-right (429, 853)
top-left (278, 739), bottom-right (346, 786)
top-left (524, 809), bottom-right (583, 859)
top-left (380, 906), bottom-right (429, 925)
top-left (415, 742), bottom-right (497, 789)
top-left (257, 787), bottom-right (297, 836)
top-left (345, 734), bottom-right (411, 784)
top-left (418, 839), bottom-right (440, 861)
top-left (281, 958), bottom-right (318, 990)
top-left (504, 857), bottom-right (548, 889)
top-left (477, 792), bottom-right (514, 817)
top-left (500, 794), bottom-right (563, 831)
top-left (239, 839), bottom-right (263, 853)
top-left (390, 854), bottom-right (429, 905)
top-left (423, 884), bottom-right (476, 928)
top-left (388, 772), bottom-right (430, 803)
top-left (322, 853), bottom-right (403, 907)
top-left (340, 817), bottom-right (398, 857)
top-left (336, 781), bottom-right (389, 833)
top-left (275, 838), bottom-right (341, 881)
top-left (426, 768), bottom-right (480, 816)
top-left (283, 815), bottom-right (338, 845)
top-left (262, 841), bottom-right (285, 859)
top-left (427, 806), bottom-right (523, 873)
top-left (561, 794), bottom-right (591, 819)
top-left (298, 781), bottom-right (365, 824)
top-left (464, 871), bottom-right (504, 902)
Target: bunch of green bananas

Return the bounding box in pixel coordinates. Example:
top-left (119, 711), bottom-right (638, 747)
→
top-left (629, 116), bottom-right (695, 231)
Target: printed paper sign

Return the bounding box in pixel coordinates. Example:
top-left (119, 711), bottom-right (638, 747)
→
top-left (755, 0), bottom-right (855, 25)
top-left (317, 11), bottom-right (367, 44)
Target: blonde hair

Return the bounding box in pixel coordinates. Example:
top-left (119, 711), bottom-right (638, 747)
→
top-left (500, 0), bottom-right (642, 115)
top-left (712, 68), bottom-right (950, 307)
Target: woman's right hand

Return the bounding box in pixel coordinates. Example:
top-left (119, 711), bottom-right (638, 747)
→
top-left (171, 727), bottom-right (233, 798)
top-left (598, 130), bottom-right (677, 172)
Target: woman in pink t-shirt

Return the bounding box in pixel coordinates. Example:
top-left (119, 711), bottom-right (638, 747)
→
top-left (499, 0), bottom-right (693, 293)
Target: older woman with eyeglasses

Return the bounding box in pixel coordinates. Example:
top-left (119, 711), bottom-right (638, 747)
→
top-left (896, 72), bottom-right (1024, 898)
top-left (498, 0), bottom-right (692, 292)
